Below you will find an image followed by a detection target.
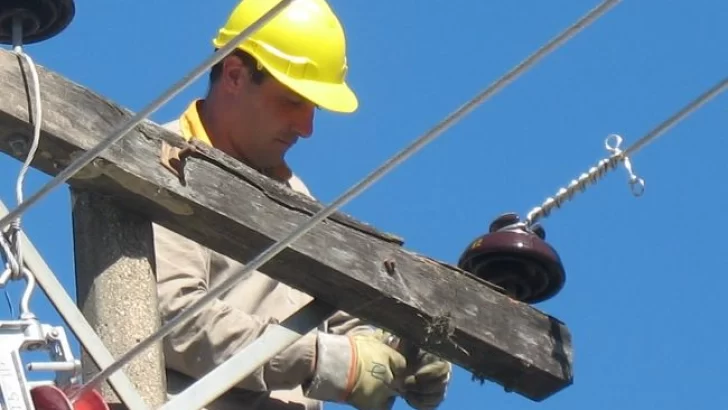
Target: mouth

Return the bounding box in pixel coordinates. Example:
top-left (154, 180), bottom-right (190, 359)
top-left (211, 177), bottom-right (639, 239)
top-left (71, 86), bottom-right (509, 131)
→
top-left (275, 138), bottom-right (296, 147)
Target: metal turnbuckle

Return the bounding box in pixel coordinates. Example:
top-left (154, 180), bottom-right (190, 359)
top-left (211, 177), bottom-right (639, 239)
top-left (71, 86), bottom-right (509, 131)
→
top-left (456, 134), bottom-right (649, 304)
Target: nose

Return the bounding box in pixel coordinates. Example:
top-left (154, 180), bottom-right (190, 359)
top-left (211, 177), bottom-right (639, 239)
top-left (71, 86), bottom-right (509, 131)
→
top-left (293, 103), bottom-right (315, 138)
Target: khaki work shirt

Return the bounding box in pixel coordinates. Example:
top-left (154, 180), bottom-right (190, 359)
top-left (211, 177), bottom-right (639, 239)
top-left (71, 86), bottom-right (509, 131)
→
top-left (154, 102), bottom-right (364, 410)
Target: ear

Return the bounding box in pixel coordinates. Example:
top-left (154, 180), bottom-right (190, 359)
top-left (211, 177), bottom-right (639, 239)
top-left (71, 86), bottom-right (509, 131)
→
top-left (219, 55), bottom-right (247, 94)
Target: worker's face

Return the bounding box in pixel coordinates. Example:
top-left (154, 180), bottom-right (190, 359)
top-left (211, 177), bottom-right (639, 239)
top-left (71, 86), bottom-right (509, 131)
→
top-left (220, 55), bottom-right (316, 172)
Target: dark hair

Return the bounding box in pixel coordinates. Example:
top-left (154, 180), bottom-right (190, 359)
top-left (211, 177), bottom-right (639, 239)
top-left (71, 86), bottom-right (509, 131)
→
top-left (209, 48), bottom-right (268, 86)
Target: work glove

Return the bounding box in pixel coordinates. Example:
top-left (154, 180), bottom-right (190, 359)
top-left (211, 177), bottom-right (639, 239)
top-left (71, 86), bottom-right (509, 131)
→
top-left (304, 327), bottom-right (408, 410)
top-left (400, 349), bottom-right (452, 410)
top-left (357, 327), bottom-right (452, 410)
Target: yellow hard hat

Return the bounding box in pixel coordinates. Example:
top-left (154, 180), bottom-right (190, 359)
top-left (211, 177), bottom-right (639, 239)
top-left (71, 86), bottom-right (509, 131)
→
top-left (213, 0), bottom-right (358, 113)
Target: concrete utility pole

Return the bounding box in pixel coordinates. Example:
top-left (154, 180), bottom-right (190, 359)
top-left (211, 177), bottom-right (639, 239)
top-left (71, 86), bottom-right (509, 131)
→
top-left (71, 188), bottom-right (167, 409)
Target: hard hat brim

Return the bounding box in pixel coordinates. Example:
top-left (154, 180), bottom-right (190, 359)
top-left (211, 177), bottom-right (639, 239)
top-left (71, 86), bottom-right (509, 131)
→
top-left (267, 68), bottom-right (359, 114)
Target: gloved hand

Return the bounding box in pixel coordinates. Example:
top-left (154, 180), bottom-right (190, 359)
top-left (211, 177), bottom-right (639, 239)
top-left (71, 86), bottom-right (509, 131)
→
top-left (400, 349), bottom-right (451, 410)
top-left (304, 327), bottom-right (408, 410)
top-left (357, 327), bottom-right (452, 410)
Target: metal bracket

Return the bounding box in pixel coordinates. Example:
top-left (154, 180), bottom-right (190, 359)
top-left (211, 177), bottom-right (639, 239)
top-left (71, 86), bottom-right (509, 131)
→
top-left (0, 319), bottom-right (82, 410)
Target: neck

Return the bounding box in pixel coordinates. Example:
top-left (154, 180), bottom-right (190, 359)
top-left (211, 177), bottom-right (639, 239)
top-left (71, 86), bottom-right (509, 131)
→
top-left (197, 97), bottom-right (237, 157)
top-left (197, 95), bottom-right (292, 183)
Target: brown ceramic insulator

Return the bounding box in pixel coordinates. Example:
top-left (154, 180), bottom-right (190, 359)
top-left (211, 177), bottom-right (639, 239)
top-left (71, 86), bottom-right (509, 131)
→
top-left (458, 213), bottom-right (565, 304)
top-left (0, 0), bottom-right (76, 45)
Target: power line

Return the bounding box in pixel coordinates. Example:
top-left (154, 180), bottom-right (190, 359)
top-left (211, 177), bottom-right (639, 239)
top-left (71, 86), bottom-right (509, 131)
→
top-left (69, 0), bottom-right (621, 399)
top-left (523, 77), bottom-right (728, 226)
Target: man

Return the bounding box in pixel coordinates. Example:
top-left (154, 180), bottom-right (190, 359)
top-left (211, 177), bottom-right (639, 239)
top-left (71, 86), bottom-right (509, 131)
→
top-left (153, 0), bottom-right (451, 409)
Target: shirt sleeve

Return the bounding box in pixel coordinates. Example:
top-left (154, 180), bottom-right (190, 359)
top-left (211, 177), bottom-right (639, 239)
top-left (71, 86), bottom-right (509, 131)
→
top-left (152, 223), bottom-right (317, 392)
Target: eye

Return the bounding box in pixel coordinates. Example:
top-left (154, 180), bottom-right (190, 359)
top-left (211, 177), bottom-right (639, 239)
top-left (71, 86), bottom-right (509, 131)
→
top-left (280, 92), bottom-right (315, 111)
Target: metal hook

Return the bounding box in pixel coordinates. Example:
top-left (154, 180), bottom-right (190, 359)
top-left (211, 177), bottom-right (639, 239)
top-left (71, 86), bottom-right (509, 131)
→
top-left (605, 134), bottom-right (645, 197)
top-left (0, 227), bottom-right (36, 319)
top-left (19, 266), bottom-right (37, 319)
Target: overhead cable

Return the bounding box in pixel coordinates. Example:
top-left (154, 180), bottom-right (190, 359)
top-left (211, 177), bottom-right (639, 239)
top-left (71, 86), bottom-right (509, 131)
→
top-left (69, 0), bottom-right (622, 398)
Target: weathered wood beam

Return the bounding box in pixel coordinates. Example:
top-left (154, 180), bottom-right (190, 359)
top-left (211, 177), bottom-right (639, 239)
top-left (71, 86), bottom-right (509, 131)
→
top-left (0, 48), bottom-right (573, 401)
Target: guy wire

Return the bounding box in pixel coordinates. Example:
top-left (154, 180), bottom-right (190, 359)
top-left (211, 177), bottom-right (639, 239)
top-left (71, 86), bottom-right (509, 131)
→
top-left (524, 76), bottom-right (728, 226)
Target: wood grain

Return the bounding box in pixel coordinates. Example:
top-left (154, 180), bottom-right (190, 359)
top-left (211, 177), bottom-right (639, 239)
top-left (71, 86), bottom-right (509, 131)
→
top-left (0, 49), bottom-right (573, 401)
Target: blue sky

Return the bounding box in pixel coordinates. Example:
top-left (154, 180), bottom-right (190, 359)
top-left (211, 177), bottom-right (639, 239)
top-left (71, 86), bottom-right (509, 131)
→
top-left (2, 0), bottom-right (728, 409)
